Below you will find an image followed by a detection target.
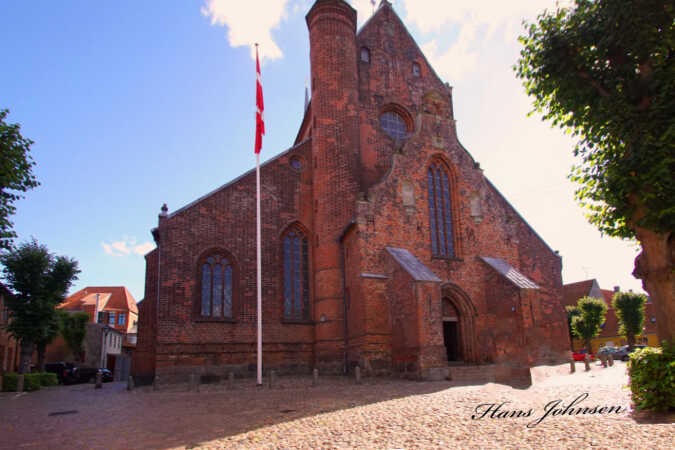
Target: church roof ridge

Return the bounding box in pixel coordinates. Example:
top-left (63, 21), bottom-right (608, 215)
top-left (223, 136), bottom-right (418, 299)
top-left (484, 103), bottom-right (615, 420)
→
top-left (167, 138), bottom-right (312, 220)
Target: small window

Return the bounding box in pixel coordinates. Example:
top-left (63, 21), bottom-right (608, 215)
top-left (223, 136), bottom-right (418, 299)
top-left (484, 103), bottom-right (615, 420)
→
top-left (380, 111), bottom-right (408, 139)
top-left (360, 47), bottom-right (370, 63)
top-left (290, 156), bottom-right (303, 170)
top-left (108, 312), bottom-right (116, 326)
top-left (118, 313), bottom-right (126, 326)
top-left (412, 62), bottom-right (421, 77)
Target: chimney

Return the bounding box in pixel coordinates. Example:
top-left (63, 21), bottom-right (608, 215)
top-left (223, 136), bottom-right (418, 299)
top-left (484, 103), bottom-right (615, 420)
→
top-left (613, 286), bottom-right (620, 292)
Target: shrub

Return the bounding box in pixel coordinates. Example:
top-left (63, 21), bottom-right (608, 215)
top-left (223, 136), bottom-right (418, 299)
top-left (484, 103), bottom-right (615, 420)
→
top-left (628, 341), bottom-right (675, 412)
top-left (1, 372), bottom-right (19, 392)
top-left (23, 373), bottom-right (41, 392)
top-left (39, 372), bottom-right (58, 387)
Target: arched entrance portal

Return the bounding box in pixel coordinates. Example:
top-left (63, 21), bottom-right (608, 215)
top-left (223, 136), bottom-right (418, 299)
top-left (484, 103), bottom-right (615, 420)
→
top-left (441, 284), bottom-right (479, 364)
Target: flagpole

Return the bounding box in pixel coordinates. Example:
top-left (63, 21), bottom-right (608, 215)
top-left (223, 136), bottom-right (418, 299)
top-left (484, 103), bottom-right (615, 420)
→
top-left (256, 150), bottom-right (262, 386)
top-left (255, 43), bottom-right (263, 387)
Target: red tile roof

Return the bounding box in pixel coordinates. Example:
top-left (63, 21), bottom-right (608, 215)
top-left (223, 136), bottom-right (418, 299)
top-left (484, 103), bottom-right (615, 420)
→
top-left (61, 286), bottom-right (138, 314)
top-left (562, 279), bottom-right (595, 308)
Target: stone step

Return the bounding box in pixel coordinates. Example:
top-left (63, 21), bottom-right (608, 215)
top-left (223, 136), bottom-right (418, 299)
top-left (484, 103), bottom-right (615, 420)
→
top-left (447, 364), bottom-right (496, 383)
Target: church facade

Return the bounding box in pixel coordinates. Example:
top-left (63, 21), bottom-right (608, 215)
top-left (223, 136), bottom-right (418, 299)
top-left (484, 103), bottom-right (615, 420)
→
top-left (133, 0), bottom-right (570, 384)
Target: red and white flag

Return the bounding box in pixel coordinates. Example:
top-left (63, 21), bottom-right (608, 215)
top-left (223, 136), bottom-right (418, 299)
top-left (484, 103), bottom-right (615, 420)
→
top-left (255, 46), bottom-right (265, 154)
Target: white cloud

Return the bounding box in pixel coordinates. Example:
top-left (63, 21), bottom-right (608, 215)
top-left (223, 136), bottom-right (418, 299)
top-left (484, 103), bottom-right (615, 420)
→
top-left (403, 0), bottom-right (570, 83)
top-left (111, 241), bottom-right (131, 255)
top-left (102, 238), bottom-right (155, 257)
top-left (133, 242), bottom-right (156, 255)
top-left (201, 0), bottom-right (291, 60)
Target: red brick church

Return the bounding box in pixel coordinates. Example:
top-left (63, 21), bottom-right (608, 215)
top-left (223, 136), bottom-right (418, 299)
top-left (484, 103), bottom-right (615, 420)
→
top-left (133, 0), bottom-right (570, 384)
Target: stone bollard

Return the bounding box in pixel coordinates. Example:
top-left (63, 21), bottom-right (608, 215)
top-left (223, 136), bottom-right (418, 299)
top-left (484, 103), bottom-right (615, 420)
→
top-left (268, 370), bottom-right (276, 388)
top-left (228, 372), bottom-right (235, 389)
top-left (601, 354), bottom-right (608, 368)
top-left (17, 375), bottom-right (24, 393)
top-left (608, 354), bottom-right (614, 366)
top-left (569, 358), bottom-right (576, 373)
top-left (153, 375), bottom-right (160, 391)
top-left (191, 373), bottom-right (200, 392)
top-left (127, 375), bottom-right (134, 391)
top-left (312, 368), bottom-right (318, 387)
top-left (95, 371), bottom-right (103, 389)
top-left (584, 354), bottom-right (591, 371)
top-left (355, 366), bottom-right (361, 385)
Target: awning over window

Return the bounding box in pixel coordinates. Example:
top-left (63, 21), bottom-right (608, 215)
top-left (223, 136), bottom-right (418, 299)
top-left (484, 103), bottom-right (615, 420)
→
top-left (480, 257), bottom-right (540, 289)
top-left (386, 247), bottom-right (442, 282)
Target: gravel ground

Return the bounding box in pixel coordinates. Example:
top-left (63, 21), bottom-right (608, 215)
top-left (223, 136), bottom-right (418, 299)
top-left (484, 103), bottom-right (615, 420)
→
top-left (195, 362), bottom-right (674, 450)
top-left (0, 361), bottom-right (672, 449)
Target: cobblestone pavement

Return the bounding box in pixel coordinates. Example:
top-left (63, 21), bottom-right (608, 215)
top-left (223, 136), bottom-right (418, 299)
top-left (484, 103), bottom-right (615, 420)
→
top-left (0, 361), bottom-right (672, 449)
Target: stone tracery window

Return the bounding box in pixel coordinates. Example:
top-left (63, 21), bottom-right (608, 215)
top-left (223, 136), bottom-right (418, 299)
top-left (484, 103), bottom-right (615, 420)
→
top-left (380, 111), bottom-right (408, 139)
top-left (428, 161), bottom-right (455, 258)
top-left (282, 227), bottom-right (310, 321)
top-left (199, 253), bottom-right (233, 319)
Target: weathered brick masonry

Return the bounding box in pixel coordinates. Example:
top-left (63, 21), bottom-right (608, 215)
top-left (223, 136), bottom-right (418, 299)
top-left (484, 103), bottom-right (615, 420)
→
top-left (133, 0), bottom-right (570, 384)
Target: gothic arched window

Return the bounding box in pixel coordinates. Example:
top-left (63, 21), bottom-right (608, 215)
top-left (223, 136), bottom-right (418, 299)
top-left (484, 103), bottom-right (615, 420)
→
top-left (428, 162), bottom-right (455, 258)
top-left (282, 227), bottom-right (310, 321)
top-left (199, 253), bottom-right (233, 319)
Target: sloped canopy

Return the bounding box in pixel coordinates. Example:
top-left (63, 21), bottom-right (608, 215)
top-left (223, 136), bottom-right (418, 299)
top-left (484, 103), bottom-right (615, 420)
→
top-left (480, 257), bottom-right (539, 289)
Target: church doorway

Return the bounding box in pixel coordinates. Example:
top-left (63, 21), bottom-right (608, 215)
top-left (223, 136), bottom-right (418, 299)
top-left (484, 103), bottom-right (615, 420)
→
top-left (442, 297), bottom-right (462, 362)
top-left (443, 320), bottom-right (460, 362)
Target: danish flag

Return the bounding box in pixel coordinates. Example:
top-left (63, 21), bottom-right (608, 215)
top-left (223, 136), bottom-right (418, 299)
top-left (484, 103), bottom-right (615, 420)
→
top-left (255, 45), bottom-right (265, 154)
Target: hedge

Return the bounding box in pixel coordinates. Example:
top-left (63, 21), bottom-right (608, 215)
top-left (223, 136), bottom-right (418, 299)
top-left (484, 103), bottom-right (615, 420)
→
top-left (39, 372), bottom-right (59, 387)
top-left (1, 372), bottom-right (19, 392)
top-left (23, 373), bottom-right (41, 391)
top-left (1, 372), bottom-right (53, 392)
top-left (628, 341), bottom-right (675, 412)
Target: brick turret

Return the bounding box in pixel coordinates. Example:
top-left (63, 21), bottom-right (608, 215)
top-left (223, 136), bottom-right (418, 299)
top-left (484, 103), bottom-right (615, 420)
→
top-left (306, 0), bottom-right (361, 373)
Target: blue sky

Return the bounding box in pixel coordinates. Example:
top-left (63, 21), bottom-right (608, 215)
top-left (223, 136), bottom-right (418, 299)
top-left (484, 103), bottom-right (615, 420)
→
top-left (1, 0), bottom-right (645, 301)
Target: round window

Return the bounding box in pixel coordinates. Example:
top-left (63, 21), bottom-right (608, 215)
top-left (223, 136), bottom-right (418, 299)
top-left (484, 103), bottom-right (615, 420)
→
top-left (379, 111), bottom-right (408, 139)
top-left (290, 156), bottom-right (303, 170)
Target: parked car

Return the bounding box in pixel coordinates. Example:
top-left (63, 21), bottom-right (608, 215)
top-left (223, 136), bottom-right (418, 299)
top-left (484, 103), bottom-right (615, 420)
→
top-left (619, 345), bottom-right (647, 361)
top-left (572, 349), bottom-right (596, 361)
top-left (597, 346), bottom-right (620, 357)
top-left (66, 367), bottom-right (114, 384)
top-left (44, 362), bottom-right (75, 384)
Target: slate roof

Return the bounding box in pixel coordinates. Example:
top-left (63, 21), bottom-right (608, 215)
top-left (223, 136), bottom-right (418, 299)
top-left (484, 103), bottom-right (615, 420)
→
top-left (479, 257), bottom-right (540, 289)
top-left (386, 248), bottom-right (442, 282)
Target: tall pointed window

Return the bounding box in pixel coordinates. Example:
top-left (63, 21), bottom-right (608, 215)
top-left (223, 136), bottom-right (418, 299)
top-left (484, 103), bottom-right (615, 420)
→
top-left (428, 162), bottom-right (455, 257)
top-left (199, 253), bottom-right (233, 319)
top-left (282, 227), bottom-right (310, 321)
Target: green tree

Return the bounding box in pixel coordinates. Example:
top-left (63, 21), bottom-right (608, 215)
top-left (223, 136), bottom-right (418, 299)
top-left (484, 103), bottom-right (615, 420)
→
top-left (0, 239), bottom-right (79, 373)
top-left (515, 0), bottom-right (675, 344)
top-left (0, 109), bottom-right (40, 250)
top-left (35, 311), bottom-right (61, 371)
top-left (571, 296), bottom-right (608, 352)
top-left (59, 311), bottom-right (89, 362)
top-left (565, 305), bottom-right (581, 349)
top-left (612, 291), bottom-right (647, 348)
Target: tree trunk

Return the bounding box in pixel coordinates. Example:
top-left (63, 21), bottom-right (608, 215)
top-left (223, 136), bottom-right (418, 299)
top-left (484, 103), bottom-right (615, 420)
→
top-left (36, 343), bottom-right (46, 372)
top-left (584, 338), bottom-right (592, 353)
top-left (626, 333), bottom-right (636, 348)
top-left (633, 228), bottom-right (674, 344)
top-left (19, 340), bottom-right (33, 374)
